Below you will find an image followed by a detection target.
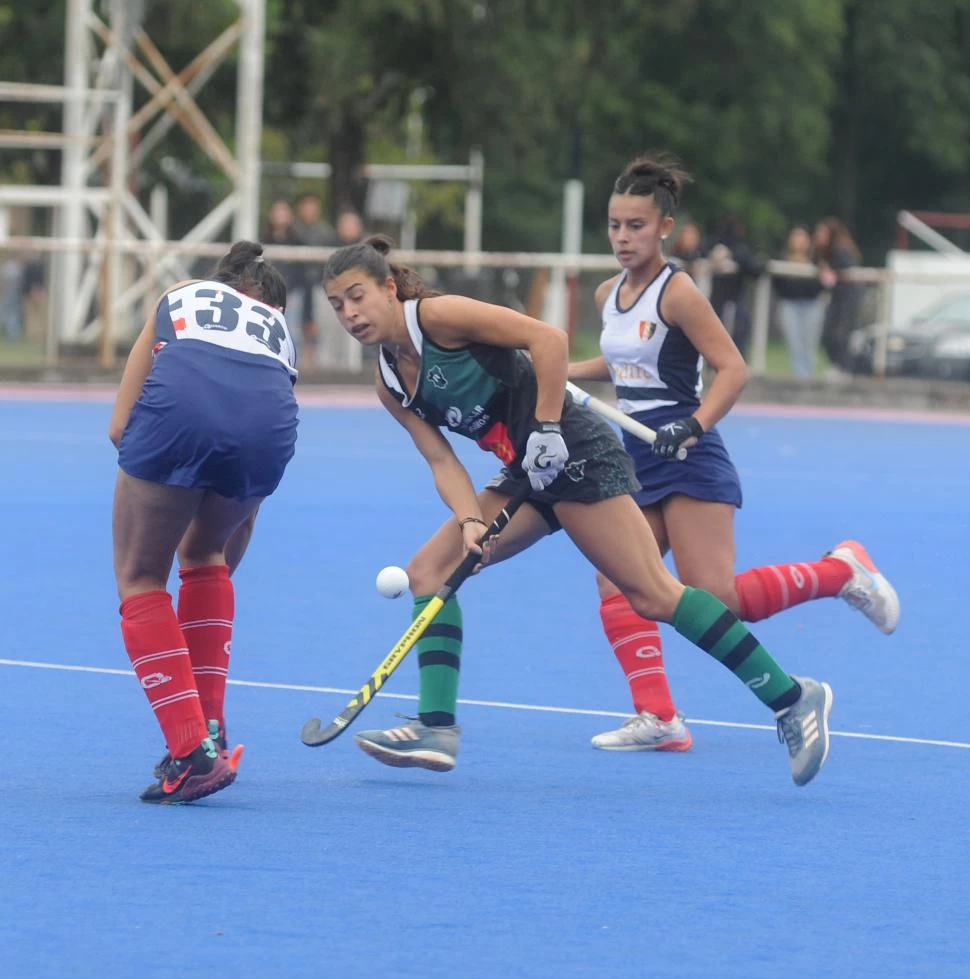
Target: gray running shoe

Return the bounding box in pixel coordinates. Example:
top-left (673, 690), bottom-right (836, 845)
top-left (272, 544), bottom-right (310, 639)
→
top-left (355, 716), bottom-right (460, 772)
top-left (775, 676), bottom-right (834, 786)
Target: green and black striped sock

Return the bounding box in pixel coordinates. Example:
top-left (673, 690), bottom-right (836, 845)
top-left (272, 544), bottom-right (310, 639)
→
top-left (415, 595), bottom-right (463, 727)
top-left (672, 586), bottom-right (800, 712)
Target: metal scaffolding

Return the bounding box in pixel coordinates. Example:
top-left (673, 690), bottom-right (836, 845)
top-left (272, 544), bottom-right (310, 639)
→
top-left (0, 0), bottom-right (266, 365)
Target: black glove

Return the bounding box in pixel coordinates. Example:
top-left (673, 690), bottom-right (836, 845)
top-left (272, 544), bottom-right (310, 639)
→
top-left (653, 416), bottom-right (703, 459)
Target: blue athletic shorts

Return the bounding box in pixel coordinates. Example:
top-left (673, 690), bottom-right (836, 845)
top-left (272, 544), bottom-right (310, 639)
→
top-left (625, 404), bottom-right (742, 509)
top-left (118, 340), bottom-right (298, 500)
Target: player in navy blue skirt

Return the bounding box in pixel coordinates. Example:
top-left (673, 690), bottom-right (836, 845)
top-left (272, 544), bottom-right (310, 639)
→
top-left (109, 240), bottom-right (298, 803)
top-left (569, 155), bottom-right (899, 752)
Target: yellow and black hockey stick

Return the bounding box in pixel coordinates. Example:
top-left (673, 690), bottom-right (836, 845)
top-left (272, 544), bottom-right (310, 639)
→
top-left (301, 481), bottom-right (533, 747)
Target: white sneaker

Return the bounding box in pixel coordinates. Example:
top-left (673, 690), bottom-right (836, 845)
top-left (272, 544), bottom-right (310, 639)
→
top-left (591, 712), bottom-right (693, 752)
top-left (828, 540), bottom-right (900, 635)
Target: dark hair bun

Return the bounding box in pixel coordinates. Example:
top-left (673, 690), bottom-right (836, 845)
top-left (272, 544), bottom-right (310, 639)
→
top-left (624, 157), bottom-right (688, 194)
top-left (365, 234), bottom-right (393, 257)
top-left (227, 240), bottom-right (264, 262)
top-left (613, 153), bottom-right (691, 216)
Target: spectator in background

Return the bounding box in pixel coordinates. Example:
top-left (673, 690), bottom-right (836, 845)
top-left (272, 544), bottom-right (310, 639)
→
top-left (291, 191), bottom-right (339, 365)
top-left (335, 208), bottom-right (365, 245)
top-left (814, 217), bottom-right (863, 374)
top-left (774, 225), bottom-right (826, 379)
top-left (705, 214), bottom-right (763, 358)
top-left (0, 255), bottom-right (25, 340)
top-left (670, 220), bottom-right (704, 278)
top-left (21, 258), bottom-right (47, 345)
top-left (262, 198), bottom-right (302, 300)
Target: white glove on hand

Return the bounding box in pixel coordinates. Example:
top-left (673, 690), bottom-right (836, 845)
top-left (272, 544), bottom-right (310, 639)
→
top-left (522, 422), bottom-right (569, 491)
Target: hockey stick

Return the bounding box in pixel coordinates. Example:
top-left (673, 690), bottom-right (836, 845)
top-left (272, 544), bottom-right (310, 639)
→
top-left (301, 480), bottom-right (534, 747)
top-left (566, 381), bottom-right (688, 461)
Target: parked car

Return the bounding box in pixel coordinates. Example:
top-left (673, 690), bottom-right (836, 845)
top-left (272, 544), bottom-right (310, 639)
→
top-left (847, 292), bottom-right (970, 379)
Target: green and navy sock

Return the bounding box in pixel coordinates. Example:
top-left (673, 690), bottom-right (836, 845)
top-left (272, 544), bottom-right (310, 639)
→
top-left (672, 586), bottom-right (801, 712)
top-left (414, 595), bottom-right (463, 727)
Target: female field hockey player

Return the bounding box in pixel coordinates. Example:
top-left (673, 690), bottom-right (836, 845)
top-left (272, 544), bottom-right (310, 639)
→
top-left (324, 235), bottom-right (833, 787)
top-left (109, 240), bottom-right (298, 804)
top-left (568, 156), bottom-right (898, 752)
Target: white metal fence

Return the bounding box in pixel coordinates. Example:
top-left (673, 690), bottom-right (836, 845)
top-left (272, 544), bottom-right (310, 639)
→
top-left (2, 234), bottom-right (970, 381)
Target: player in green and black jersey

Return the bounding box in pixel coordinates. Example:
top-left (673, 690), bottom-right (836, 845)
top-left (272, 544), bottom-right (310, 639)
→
top-left (322, 235), bottom-right (833, 787)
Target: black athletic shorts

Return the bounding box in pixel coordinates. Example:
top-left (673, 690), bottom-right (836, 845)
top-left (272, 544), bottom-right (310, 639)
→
top-left (486, 399), bottom-right (640, 532)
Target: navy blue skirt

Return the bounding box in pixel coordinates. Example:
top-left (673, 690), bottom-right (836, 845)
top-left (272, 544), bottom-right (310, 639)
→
top-left (118, 340), bottom-right (298, 500)
top-left (625, 404), bottom-right (742, 509)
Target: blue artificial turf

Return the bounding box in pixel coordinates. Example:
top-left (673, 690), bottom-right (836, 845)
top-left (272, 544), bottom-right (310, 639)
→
top-left (1, 398), bottom-right (968, 978)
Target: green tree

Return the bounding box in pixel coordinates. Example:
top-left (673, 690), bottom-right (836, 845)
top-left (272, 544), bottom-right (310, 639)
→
top-left (828, 0), bottom-right (970, 258)
top-left (4, 0), bottom-right (970, 261)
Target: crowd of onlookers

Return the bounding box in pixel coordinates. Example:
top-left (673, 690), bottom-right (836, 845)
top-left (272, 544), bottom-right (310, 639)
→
top-left (261, 192), bottom-right (366, 367)
top-left (255, 201), bottom-right (868, 379)
top-left (671, 215), bottom-right (864, 379)
top-left (0, 198), bottom-right (865, 380)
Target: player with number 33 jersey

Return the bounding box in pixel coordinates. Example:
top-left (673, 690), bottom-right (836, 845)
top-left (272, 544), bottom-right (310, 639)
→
top-left (109, 240), bottom-right (298, 805)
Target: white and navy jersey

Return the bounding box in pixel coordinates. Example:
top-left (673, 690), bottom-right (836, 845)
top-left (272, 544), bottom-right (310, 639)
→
top-left (155, 280), bottom-right (297, 378)
top-left (600, 264), bottom-right (702, 414)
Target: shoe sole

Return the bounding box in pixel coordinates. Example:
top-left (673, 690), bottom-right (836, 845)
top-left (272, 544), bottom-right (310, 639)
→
top-left (355, 737), bottom-right (455, 772)
top-left (794, 684), bottom-right (833, 787)
top-left (592, 734), bottom-right (693, 752)
top-left (162, 745), bottom-right (244, 805)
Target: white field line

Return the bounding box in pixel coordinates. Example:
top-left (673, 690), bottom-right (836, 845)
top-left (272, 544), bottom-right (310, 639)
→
top-left (2, 657), bottom-right (968, 751)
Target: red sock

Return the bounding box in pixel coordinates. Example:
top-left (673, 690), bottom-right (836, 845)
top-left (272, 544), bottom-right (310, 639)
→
top-left (735, 557), bottom-right (852, 622)
top-left (599, 594), bottom-right (676, 721)
top-left (120, 591), bottom-right (206, 759)
top-left (177, 565), bottom-right (233, 732)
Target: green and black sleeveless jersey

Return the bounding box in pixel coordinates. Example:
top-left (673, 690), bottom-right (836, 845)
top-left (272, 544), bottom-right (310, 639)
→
top-left (377, 299), bottom-right (544, 465)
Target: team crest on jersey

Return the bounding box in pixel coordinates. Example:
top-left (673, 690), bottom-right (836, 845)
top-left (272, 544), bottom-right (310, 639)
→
top-left (426, 365), bottom-right (448, 389)
top-left (564, 459), bottom-right (587, 483)
top-left (638, 320), bottom-right (658, 341)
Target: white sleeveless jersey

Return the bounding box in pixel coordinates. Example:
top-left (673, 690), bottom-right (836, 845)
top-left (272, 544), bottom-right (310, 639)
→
top-left (156, 280), bottom-right (297, 377)
top-left (600, 264), bottom-right (702, 414)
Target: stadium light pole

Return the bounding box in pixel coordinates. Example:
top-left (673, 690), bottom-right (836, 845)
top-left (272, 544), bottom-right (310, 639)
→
top-left (233, 0), bottom-right (266, 240)
top-left (56, 0), bottom-right (92, 363)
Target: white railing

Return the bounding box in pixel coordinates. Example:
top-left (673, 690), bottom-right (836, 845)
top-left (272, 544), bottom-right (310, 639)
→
top-left (3, 234), bottom-right (970, 378)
